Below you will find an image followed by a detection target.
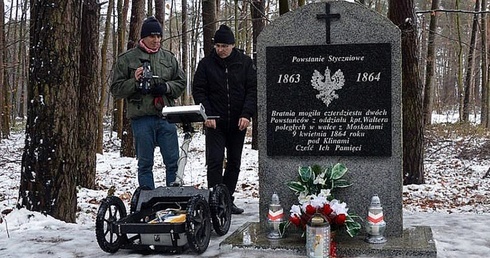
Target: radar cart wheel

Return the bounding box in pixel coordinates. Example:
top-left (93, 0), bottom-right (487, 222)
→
top-left (95, 196), bottom-right (127, 253)
top-left (210, 184), bottom-right (232, 235)
top-left (186, 195), bottom-right (211, 254)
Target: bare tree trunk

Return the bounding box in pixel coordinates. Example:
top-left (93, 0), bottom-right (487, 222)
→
top-left (443, 38), bottom-right (458, 110)
top-left (113, 0), bottom-right (129, 138)
top-left (173, 2), bottom-right (182, 59)
top-left (147, 0), bottom-right (153, 16)
top-left (16, 3), bottom-right (28, 122)
top-left (155, 0), bottom-right (165, 31)
top-left (19, 0), bottom-right (81, 223)
top-left (0, 0), bottom-right (4, 140)
top-left (99, 0), bottom-right (115, 153)
top-left (6, 0), bottom-right (19, 128)
top-left (182, 0), bottom-right (189, 105)
top-left (78, 0), bottom-right (100, 189)
top-left (120, 0), bottom-right (130, 53)
top-left (189, 0), bottom-right (201, 87)
top-left (251, 0), bottom-right (265, 59)
top-left (388, 0), bottom-right (425, 185)
top-left (120, 0), bottom-right (145, 157)
top-left (234, 0), bottom-right (239, 44)
top-left (237, 0), bottom-right (249, 53)
top-left (422, 0), bottom-right (440, 125)
top-left (482, 0), bottom-right (490, 127)
top-left (462, 0), bottom-right (480, 122)
top-left (5, 1), bottom-right (20, 130)
top-left (168, 0), bottom-right (174, 51)
top-left (202, 0), bottom-right (216, 56)
top-left (251, 0), bottom-right (265, 150)
top-left (11, 0), bottom-right (19, 124)
top-left (456, 0), bottom-right (464, 121)
top-left (418, 6), bottom-right (427, 80)
top-left (279, 0), bottom-right (289, 15)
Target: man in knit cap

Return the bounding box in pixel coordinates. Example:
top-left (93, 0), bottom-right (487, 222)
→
top-left (111, 16), bottom-right (186, 189)
top-left (193, 24), bottom-right (257, 214)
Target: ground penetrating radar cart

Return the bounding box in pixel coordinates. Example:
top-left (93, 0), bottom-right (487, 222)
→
top-left (95, 105), bottom-right (232, 254)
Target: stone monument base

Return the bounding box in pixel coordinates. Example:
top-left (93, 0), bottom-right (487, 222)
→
top-left (220, 222), bottom-right (437, 257)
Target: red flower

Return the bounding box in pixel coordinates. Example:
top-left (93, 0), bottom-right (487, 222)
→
top-left (333, 214), bottom-right (346, 225)
top-left (301, 213), bottom-right (311, 227)
top-left (322, 204), bottom-right (333, 216)
top-left (290, 214), bottom-right (301, 226)
top-left (305, 204), bottom-right (316, 215)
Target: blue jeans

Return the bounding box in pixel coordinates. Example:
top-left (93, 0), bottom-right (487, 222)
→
top-left (131, 116), bottom-right (179, 189)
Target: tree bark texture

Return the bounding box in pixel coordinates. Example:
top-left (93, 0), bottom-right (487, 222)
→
top-left (78, 0), bottom-right (100, 189)
top-left (113, 0), bottom-right (129, 136)
top-left (462, 0), bottom-right (480, 122)
top-left (19, 0), bottom-right (81, 223)
top-left (482, 0), bottom-right (489, 127)
top-left (99, 0), bottom-right (115, 154)
top-left (182, 0), bottom-right (190, 105)
top-left (251, 0), bottom-right (265, 150)
top-left (0, 0), bottom-right (5, 139)
top-left (120, 0), bottom-right (145, 157)
top-left (202, 0), bottom-right (216, 57)
top-left (422, 0), bottom-right (440, 125)
top-left (388, 0), bottom-right (425, 185)
top-left (155, 0), bottom-right (165, 30)
top-left (455, 0), bottom-right (464, 120)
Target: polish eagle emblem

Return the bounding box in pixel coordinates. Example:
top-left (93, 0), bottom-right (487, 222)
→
top-left (311, 67), bottom-right (345, 107)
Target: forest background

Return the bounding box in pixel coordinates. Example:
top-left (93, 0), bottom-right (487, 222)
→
top-left (0, 0), bottom-right (487, 223)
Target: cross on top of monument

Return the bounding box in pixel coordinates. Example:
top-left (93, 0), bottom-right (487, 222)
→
top-left (316, 2), bottom-right (341, 44)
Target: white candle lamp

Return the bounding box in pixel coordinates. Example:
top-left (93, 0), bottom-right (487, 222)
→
top-left (306, 213), bottom-right (330, 258)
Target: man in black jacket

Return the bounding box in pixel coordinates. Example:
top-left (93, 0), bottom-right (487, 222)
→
top-left (192, 25), bottom-right (257, 214)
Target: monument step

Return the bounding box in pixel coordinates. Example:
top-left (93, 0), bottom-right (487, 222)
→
top-left (220, 222), bottom-right (437, 257)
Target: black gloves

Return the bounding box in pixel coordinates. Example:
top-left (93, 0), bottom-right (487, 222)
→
top-left (136, 79), bottom-right (151, 94)
top-left (150, 83), bottom-right (168, 96)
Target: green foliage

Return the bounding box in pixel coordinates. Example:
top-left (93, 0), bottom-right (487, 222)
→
top-left (345, 214), bottom-right (362, 237)
top-left (286, 163), bottom-right (352, 198)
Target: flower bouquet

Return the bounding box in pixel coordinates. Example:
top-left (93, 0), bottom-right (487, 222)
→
top-left (286, 163), bottom-right (362, 238)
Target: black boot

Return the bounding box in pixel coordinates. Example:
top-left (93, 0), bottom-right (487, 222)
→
top-left (231, 203), bottom-right (244, 214)
top-left (230, 196), bottom-right (244, 214)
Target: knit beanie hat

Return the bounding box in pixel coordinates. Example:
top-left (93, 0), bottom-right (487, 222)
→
top-left (213, 25), bottom-right (235, 44)
top-left (141, 16), bottom-right (163, 39)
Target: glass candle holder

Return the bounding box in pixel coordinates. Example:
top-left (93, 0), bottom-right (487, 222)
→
top-left (306, 213), bottom-right (330, 258)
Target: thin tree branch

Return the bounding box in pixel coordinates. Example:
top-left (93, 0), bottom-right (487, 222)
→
top-left (417, 9), bottom-right (490, 14)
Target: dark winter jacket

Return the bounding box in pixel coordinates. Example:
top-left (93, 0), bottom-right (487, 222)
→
top-left (111, 45), bottom-right (186, 119)
top-left (192, 48), bottom-right (257, 127)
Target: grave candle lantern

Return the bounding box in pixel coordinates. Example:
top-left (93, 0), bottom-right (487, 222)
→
top-left (365, 194), bottom-right (387, 244)
top-left (267, 192), bottom-right (284, 239)
top-left (306, 213), bottom-right (330, 258)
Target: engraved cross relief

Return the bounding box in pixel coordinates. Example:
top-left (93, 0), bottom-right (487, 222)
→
top-left (316, 3), bottom-right (341, 44)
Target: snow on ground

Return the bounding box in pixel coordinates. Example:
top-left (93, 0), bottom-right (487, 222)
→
top-left (1, 114), bottom-right (490, 257)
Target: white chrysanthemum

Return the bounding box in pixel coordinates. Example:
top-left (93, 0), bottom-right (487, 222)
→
top-left (301, 202), bottom-right (310, 212)
top-left (330, 199), bottom-right (348, 215)
top-left (290, 205), bottom-right (302, 217)
top-left (318, 189), bottom-right (331, 198)
top-left (310, 195), bottom-right (328, 208)
top-left (298, 192), bottom-right (310, 204)
top-left (313, 175), bottom-right (326, 185)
